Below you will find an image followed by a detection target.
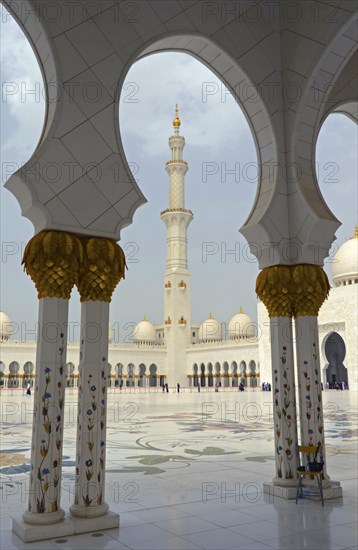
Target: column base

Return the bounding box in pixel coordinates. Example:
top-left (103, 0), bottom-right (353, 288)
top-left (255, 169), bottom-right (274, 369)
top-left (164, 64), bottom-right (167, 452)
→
top-left (263, 480), bottom-right (343, 500)
top-left (12, 511), bottom-right (119, 543)
top-left (69, 502), bottom-right (109, 518)
top-left (22, 509), bottom-right (65, 525)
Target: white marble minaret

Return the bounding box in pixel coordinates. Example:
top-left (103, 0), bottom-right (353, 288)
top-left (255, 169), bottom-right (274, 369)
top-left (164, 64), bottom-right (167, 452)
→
top-left (161, 106), bottom-right (193, 385)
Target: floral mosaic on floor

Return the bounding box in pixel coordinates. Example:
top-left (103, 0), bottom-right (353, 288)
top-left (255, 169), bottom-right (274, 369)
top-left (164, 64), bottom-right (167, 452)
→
top-left (0, 389), bottom-right (357, 514)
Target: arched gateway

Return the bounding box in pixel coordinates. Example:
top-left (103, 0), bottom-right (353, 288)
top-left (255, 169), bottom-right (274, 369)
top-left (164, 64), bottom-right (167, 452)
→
top-left (2, 0), bottom-right (353, 541)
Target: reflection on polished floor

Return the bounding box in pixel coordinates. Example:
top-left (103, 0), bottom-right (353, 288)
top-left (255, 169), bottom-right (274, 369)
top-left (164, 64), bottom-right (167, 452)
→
top-left (1, 388), bottom-right (357, 549)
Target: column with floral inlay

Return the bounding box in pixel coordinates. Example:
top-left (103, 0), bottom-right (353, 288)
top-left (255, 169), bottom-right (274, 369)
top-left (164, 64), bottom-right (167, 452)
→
top-left (293, 264), bottom-right (330, 478)
top-left (70, 237), bottom-right (125, 518)
top-left (21, 231), bottom-right (83, 524)
top-left (256, 266), bottom-right (299, 485)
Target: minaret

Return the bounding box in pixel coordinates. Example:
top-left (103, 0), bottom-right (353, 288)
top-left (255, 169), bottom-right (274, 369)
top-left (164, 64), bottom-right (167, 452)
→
top-left (161, 106), bottom-right (193, 386)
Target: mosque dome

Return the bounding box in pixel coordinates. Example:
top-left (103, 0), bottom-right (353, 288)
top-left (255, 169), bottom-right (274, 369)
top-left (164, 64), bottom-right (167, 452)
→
top-left (133, 315), bottom-right (156, 343)
top-left (0, 311), bottom-right (13, 342)
top-left (332, 227), bottom-right (358, 287)
top-left (228, 307), bottom-right (255, 339)
top-left (198, 314), bottom-right (222, 342)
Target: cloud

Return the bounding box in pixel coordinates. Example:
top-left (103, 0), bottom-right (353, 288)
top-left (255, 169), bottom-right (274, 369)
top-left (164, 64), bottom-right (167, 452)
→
top-left (0, 8), bottom-right (357, 335)
top-left (120, 52), bottom-right (251, 157)
top-left (1, 6), bottom-right (45, 161)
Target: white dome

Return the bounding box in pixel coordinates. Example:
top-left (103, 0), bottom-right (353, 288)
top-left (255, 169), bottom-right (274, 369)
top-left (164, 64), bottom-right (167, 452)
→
top-left (228, 308), bottom-right (255, 339)
top-left (133, 316), bottom-right (156, 342)
top-left (0, 312), bottom-right (13, 341)
top-left (332, 229), bottom-right (358, 286)
top-left (198, 314), bottom-right (222, 342)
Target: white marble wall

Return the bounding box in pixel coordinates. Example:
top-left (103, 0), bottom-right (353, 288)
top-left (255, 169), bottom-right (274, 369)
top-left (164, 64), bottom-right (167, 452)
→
top-left (1, 284), bottom-right (356, 389)
top-left (257, 285), bottom-right (358, 390)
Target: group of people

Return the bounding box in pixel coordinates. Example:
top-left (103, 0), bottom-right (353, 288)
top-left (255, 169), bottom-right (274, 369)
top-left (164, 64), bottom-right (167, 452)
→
top-left (261, 382), bottom-right (272, 391)
top-left (329, 381), bottom-right (348, 390)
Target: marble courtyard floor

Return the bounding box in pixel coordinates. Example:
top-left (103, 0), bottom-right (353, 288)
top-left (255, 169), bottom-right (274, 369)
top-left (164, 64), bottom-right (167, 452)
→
top-left (0, 388), bottom-right (357, 550)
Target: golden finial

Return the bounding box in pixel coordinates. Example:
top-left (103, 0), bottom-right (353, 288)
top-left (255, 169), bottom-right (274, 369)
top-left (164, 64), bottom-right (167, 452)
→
top-left (239, 306), bottom-right (243, 314)
top-left (173, 104), bottom-right (181, 128)
top-left (143, 314), bottom-right (147, 321)
top-left (349, 226), bottom-right (358, 239)
top-left (209, 312), bottom-right (213, 319)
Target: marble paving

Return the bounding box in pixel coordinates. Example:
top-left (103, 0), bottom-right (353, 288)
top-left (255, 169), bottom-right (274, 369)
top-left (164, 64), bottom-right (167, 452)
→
top-left (0, 388), bottom-right (357, 549)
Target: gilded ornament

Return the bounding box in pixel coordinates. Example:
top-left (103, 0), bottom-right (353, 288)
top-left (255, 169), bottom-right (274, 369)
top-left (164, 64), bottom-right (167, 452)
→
top-left (256, 264), bottom-right (330, 317)
top-left (173, 103), bottom-right (181, 127)
top-left (22, 231), bottom-right (83, 299)
top-left (77, 237), bottom-right (126, 303)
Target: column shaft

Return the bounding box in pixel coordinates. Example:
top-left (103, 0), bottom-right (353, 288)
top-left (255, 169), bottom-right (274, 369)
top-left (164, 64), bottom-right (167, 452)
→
top-left (70, 301), bottom-right (109, 518)
top-left (295, 315), bottom-right (327, 475)
top-left (270, 317), bottom-right (299, 483)
top-left (23, 298), bottom-right (69, 524)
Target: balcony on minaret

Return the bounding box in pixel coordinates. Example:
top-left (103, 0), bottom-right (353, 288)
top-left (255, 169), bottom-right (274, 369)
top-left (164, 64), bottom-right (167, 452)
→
top-left (165, 160), bottom-right (188, 167)
top-left (160, 208), bottom-right (193, 216)
top-left (178, 316), bottom-right (187, 325)
top-left (178, 280), bottom-right (186, 289)
top-left (165, 281), bottom-right (171, 289)
top-left (165, 316), bottom-right (172, 325)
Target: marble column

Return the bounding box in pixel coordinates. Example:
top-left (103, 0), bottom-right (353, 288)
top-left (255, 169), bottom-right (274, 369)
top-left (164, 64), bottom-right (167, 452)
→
top-left (295, 316), bottom-right (325, 451)
top-left (269, 316), bottom-right (299, 483)
top-left (17, 230), bottom-right (83, 530)
top-left (70, 236), bottom-right (125, 523)
top-left (23, 297), bottom-right (69, 524)
top-left (292, 264), bottom-right (331, 479)
top-left (256, 265), bottom-right (299, 497)
top-left (70, 301), bottom-right (110, 517)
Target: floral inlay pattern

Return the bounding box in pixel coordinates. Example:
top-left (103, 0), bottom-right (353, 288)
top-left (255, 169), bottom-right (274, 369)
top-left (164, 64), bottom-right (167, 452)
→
top-left (274, 346), bottom-right (295, 479)
top-left (75, 356), bottom-right (107, 507)
top-left (299, 342), bottom-right (324, 447)
top-left (31, 333), bottom-right (65, 513)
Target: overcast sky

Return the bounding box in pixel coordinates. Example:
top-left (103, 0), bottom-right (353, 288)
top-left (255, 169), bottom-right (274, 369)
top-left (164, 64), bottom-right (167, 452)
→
top-left (1, 7), bottom-right (357, 342)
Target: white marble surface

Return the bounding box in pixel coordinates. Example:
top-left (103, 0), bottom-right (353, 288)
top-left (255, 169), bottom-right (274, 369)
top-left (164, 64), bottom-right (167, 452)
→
top-left (0, 389), bottom-right (357, 549)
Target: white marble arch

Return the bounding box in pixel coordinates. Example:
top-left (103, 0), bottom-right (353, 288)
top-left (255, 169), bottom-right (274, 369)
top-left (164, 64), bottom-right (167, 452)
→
top-left (321, 51), bottom-right (358, 123)
top-left (192, 363), bottom-right (199, 387)
top-left (149, 363), bottom-right (158, 387)
top-left (222, 361), bottom-right (229, 387)
top-left (0, 361), bottom-right (5, 388)
top-left (249, 359), bottom-right (257, 387)
top-left (231, 360), bottom-right (238, 387)
top-left (207, 362), bottom-right (213, 387)
top-left (275, 14), bottom-right (358, 268)
top-left (239, 360), bottom-right (247, 385)
top-left (114, 363), bottom-right (124, 388)
top-left (321, 331), bottom-right (348, 387)
top-left (23, 361), bottom-right (34, 388)
top-left (8, 361), bottom-right (20, 388)
top-left (138, 363), bottom-right (147, 387)
top-left (107, 363), bottom-right (112, 387)
top-left (2, 4), bottom-right (272, 246)
top-left (214, 361), bottom-right (221, 386)
top-left (115, 362), bottom-right (124, 377)
top-left (127, 363), bottom-right (135, 387)
top-left (65, 361), bottom-right (76, 387)
top-left (3, 1), bottom-right (356, 270)
top-left (199, 362), bottom-right (206, 387)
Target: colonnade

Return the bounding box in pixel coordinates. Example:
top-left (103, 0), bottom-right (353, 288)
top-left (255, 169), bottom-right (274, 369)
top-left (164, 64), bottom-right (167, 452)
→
top-left (256, 264), bottom-right (341, 498)
top-left (15, 230), bottom-right (125, 538)
top-left (15, 237), bottom-right (342, 539)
